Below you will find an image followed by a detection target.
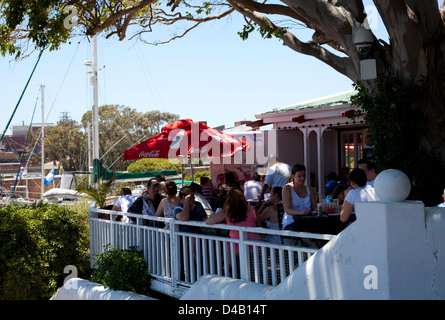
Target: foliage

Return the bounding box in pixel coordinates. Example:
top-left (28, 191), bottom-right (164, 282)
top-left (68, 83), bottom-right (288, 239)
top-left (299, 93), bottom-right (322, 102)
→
top-left (91, 245), bottom-right (150, 295)
top-left (65, 195), bottom-right (94, 215)
top-left (0, 0), bottom-right (71, 58)
top-left (351, 78), bottom-right (445, 205)
top-left (127, 158), bottom-right (181, 173)
top-left (184, 170), bottom-right (210, 182)
top-left (27, 105), bottom-right (178, 172)
top-left (76, 178), bottom-right (115, 208)
top-left (238, 22), bottom-right (287, 41)
top-left (0, 202), bottom-right (90, 300)
top-left (29, 119), bottom-right (87, 171)
top-left (81, 105), bottom-right (179, 171)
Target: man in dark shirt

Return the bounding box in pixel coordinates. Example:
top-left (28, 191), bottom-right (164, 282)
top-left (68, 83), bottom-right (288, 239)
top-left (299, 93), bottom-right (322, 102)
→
top-left (128, 178), bottom-right (164, 223)
top-left (173, 186), bottom-right (207, 233)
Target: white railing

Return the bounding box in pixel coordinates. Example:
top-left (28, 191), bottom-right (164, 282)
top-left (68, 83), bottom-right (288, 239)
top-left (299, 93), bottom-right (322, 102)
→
top-left (89, 207), bottom-right (336, 294)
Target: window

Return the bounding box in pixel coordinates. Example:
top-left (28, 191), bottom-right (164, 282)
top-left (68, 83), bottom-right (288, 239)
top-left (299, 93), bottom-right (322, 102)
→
top-left (341, 131), bottom-right (363, 169)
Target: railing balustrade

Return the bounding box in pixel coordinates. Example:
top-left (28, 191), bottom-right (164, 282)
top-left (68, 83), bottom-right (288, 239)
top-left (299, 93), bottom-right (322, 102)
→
top-left (89, 207), bottom-right (335, 292)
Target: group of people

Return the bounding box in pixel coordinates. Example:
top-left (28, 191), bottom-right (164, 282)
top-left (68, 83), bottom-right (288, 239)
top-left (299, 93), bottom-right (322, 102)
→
top-left (110, 157), bottom-right (382, 246)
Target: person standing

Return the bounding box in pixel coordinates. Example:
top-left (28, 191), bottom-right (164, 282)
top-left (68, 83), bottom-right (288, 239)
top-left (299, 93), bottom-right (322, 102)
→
top-left (258, 157), bottom-right (291, 201)
top-left (112, 187), bottom-right (139, 224)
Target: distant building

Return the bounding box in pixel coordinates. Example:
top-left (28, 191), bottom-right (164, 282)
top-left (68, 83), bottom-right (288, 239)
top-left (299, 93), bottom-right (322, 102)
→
top-left (254, 90), bottom-right (371, 199)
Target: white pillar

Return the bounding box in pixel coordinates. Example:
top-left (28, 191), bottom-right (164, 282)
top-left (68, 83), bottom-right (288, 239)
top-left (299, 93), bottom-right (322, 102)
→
top-left (302, 127), bottom-right (311, 186)
top-left (317, 127), bottom-right (326, 200)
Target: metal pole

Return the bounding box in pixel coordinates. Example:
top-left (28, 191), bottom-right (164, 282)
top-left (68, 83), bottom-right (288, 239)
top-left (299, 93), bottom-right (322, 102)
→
top-left (92, 35), bottom-right (100, 186)
top-left (88, 121), bottom-right (92, 186)
top-left (92, 36), bottom-right (100, 159)
top-left (41, 85), bottom-right (45, 200)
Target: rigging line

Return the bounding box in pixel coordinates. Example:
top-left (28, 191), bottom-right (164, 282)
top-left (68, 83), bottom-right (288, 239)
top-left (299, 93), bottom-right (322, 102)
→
top-left (135, 45), bottom-right (166, 110)
top-left (134, 46), bottom-right (159, 108)
top-left (107, 135), bottom-right (147, 170)
top-left (99, 135), bottom-right (126, 161)
top-left (45, 42), bottom-right (81, 123)
top-left (10, 93), bottom-right (39, 198)
top-left (0, 49), bottom-right (44, 144)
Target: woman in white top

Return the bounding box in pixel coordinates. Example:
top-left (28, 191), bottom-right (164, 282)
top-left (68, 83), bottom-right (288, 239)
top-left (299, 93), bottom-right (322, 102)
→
top-left (281, 164), bottom-right (317, 231)
top-left (340, 168), bottom-right (379, 223)
top-left (156, 181), bottom-right (180, 227)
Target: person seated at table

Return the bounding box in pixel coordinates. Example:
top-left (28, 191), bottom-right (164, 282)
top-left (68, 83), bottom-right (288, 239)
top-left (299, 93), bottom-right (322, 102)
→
top-left (174, 186), bottom-right (207, 233)
top-left (281, 164), bottom-right (317, 231)
top-left (206, 188), bottom-right (260, 251)
top-left (436, 188), bottom-right (445, 207)
top-left (340, 168), bottom-right (379, 223)
top-left (258, 186), bottom-right (283, 243)
top-left (257, 186), bottom-right (283, 230)
top-left (280, 164), bottom-right (318, 248)
top-left (325, 171), bottom-right (340, 197)
top-left (128, 178), bottom-right (164, 225)
top-left (328, 184), bottom-right (348, 206)
top-left (155, 181), bottom-right (180, 220)
top-left (358, 157), bottom-right (378, 188)
top-left (200, 176), bottom-right (213, 204)
top-left (244, 173), bottom-right (263, 202)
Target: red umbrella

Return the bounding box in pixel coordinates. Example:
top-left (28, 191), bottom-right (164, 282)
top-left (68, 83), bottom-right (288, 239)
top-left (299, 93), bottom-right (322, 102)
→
top-left (123, 119), bottom-right (249, 161)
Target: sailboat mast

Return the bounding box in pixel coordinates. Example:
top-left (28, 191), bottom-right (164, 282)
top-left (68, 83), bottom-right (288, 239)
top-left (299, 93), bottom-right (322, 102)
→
top-left (92, 35), bottom-right (100, 163)
top-left (41, 84), bottom-right (45, 200)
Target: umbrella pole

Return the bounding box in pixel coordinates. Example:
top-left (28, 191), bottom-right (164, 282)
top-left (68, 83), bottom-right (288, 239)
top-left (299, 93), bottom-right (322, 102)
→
top-left (181, 158), bottom-right (184, 186)
top-left (190, 156), bottom-right (194, 183)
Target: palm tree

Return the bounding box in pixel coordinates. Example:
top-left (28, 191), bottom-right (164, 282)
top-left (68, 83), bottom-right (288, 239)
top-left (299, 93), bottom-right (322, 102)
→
top-left (77, 178), bottom-right (115, 209)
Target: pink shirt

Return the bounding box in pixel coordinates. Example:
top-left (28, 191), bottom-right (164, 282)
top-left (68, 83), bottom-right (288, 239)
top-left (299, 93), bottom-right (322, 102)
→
top-left (227, 205), bottom-right (259, 252)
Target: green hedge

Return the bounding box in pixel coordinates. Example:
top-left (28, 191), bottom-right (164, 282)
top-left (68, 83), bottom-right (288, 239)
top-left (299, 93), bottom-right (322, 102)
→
top-left (0, 202), bottom-right (90, 300)
top-left (91, 245), bottom-right (150, 294)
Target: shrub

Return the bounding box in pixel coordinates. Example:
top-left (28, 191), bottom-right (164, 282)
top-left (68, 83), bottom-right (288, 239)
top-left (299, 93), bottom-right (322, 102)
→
top-left (91, 245), bottom-right (150, 294)
top-left (0, 202), bottom-right (90, 299)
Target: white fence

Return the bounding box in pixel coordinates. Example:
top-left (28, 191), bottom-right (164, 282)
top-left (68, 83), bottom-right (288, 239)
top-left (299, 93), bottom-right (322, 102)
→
top-left (89, 207), bottom-right (335, 296)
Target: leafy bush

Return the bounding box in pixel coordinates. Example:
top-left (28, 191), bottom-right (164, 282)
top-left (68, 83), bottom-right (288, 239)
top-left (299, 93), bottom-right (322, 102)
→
top-left (127, 158), bottom-right (181, 173)
top-left (0, 202), bottom-right (90, 299)
top-left (351, 78), bottom-right (445, 205)
top-left (91, 245), bottom-right (150, 294)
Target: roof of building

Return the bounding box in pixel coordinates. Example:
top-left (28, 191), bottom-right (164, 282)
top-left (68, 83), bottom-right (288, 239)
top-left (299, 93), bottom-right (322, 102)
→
top-left (258, 90), bottom-right (357, 116)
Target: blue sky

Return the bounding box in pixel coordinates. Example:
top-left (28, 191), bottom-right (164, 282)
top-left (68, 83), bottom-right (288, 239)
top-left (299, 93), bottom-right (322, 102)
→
top-left (0, 2), bottom-right (385, 135)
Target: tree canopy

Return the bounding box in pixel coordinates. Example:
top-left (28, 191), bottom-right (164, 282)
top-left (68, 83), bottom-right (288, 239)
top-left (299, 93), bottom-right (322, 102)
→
top-left (29, 105), bottom-right (178, 171)
top-left (2, 0), bottom-right (445, 203)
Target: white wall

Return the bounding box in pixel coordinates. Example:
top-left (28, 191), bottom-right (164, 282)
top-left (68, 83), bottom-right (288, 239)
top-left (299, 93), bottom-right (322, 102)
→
top-left (51, 278), bottom-right (155, 300)
top-left (182, 202), bottom-right (445, 300)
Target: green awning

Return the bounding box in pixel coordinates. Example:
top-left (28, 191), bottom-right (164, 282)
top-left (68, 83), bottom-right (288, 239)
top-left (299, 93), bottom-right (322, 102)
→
top-left (93, 159), bottom-right (177, 183)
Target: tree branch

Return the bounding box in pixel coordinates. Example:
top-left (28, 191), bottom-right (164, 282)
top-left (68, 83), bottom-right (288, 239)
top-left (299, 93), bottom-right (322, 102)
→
top-left (404, 0), bottom-right (444, 45)
top-left (128, 6), bottom-right (235, 45)
top-left (85, 0), bottom-right (156, 36)
top-left (278, 0), bottom-right (360, 51)
top-left (226, 0), bottom-right (359, 81)
top-left (329, 0), bottom-right (366, 23)
top-left (373, 0), bottom-right (428, 80)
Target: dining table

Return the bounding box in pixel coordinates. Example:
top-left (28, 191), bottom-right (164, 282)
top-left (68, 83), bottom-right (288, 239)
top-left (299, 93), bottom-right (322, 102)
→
top-left (292, 212), bottom-right (356, 235)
